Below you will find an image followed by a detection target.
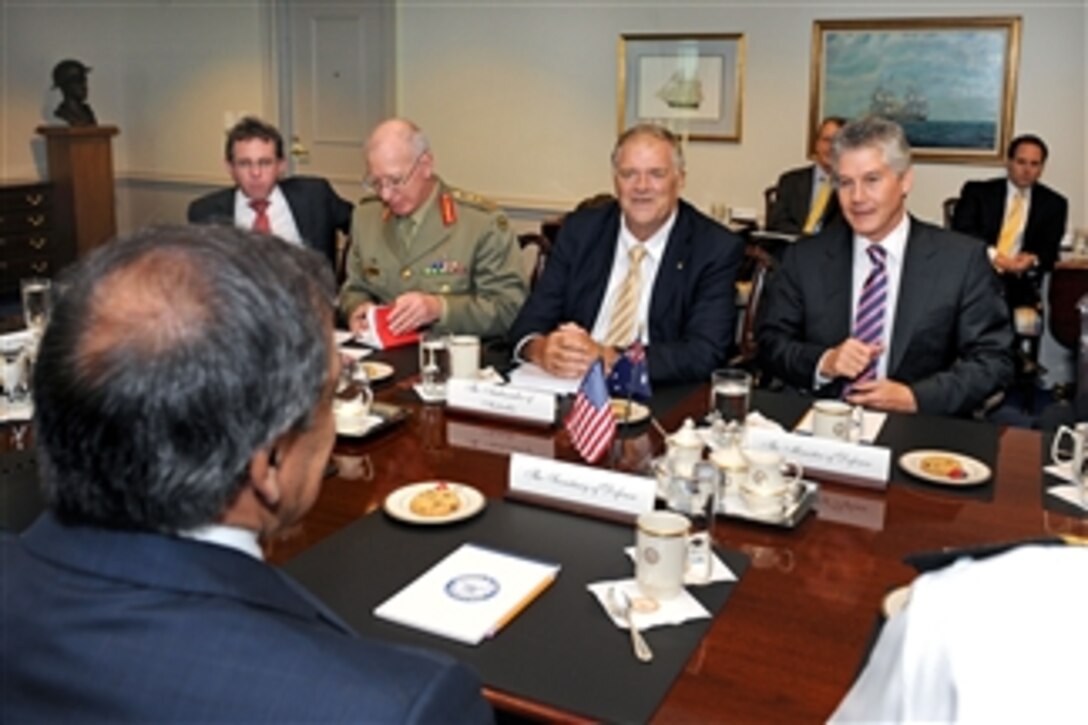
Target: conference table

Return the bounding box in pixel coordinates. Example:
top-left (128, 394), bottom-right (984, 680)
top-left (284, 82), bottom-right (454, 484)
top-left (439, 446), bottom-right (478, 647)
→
top-left (258, 344), bottom-right (1088, 723)
top-left (4, 339), bottom-right (1084, 721)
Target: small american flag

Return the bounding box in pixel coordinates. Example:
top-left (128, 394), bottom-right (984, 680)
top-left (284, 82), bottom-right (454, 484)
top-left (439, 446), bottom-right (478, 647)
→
top-left (565, 359), bottom-right (616, 463)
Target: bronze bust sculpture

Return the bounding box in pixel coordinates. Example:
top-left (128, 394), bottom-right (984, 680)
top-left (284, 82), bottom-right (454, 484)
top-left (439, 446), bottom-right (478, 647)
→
top-left (52, 59), bottom-right (97, 127)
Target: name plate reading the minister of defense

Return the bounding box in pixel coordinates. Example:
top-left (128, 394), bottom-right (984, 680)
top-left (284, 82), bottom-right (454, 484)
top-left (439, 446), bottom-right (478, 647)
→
top-left (446, 379), bottom-right (556, 425)
top-left (508, 452), bottom-right (656, 517)
top-left (745, 427), bottom-right (891, 489)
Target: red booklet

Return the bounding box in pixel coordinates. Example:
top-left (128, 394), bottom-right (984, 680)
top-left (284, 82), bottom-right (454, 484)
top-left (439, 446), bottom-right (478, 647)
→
top-left (357, 305), bottom-right (420, 349)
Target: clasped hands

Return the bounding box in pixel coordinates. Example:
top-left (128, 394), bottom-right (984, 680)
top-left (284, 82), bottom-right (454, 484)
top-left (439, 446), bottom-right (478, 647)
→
top-left (348, 292), bottom-right (442, 335)
top-left (993, 251), bottom-right (1037, 275)
top-left (527, 323), bottom-right (619, 378)
top-left (820, 337), bottom-right (917, 413)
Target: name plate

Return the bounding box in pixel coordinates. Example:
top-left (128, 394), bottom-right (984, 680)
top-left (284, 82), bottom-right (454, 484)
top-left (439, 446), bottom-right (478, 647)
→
top-left (446, 379), bottom-right (556, 425)
top-left (508, 453), bottom-right (656, 516)
top-left (745, 427), bottom-right (890, 489)
top-left (447, 420), bottom-right (556, 459)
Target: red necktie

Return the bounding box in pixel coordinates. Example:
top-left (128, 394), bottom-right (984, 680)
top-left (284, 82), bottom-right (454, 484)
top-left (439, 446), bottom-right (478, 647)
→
top-left (249, 199), bottom-right (271, 234)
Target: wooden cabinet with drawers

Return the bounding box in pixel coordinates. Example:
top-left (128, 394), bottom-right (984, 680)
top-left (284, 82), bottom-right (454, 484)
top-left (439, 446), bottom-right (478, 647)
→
top-left (0, 182), bottom-right (74, 295)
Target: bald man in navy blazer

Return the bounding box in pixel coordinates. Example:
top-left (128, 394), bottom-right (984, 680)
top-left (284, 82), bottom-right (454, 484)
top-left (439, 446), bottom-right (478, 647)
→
top-left (188, 116), bottom-right (352, 271)
top-left (2, 226), bottom-right (490, 723)
top-left (509, 124), bottom-right (744, 384)
top-left (759, 118), bottom-right (1013, 417)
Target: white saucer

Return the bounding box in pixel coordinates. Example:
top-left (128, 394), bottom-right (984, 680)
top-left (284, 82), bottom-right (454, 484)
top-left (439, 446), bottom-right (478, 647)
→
top-left (360, 361), bottom-right (395, 383)
top-left (335, 413), bottom-right (383, 437)
top-left (882, 584), bottom-right (912, 618)
top-left (383, 482), bottom-right (486, 525)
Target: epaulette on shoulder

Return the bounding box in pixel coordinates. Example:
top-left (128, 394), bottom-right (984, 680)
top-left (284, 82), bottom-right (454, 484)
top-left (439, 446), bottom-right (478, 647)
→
top-left (449, 187), bottom-right (499, 213)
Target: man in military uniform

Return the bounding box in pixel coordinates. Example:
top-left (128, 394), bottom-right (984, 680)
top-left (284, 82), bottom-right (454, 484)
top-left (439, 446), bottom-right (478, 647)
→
top-left (340, 118), bottom-right (527, 339)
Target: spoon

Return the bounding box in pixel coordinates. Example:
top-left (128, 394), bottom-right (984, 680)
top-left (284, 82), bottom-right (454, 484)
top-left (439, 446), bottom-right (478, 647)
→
top-left (608, 586), bottom-right (653, 662)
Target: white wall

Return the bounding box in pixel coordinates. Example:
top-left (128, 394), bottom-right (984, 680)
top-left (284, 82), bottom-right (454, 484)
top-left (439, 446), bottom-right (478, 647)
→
top-left (397, 0), bottom-right (1085, 227)
top-left (0, 0), bottom-right (1084, 231)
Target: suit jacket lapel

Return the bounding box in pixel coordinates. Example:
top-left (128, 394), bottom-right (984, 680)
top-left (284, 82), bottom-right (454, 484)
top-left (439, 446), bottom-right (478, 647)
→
top-left (823, 226), bottom-right (853, 344)
top-left (889, 219), bottom-right (938, 375)
top-left (575, 206), bottom-right (622, 330)
top-left (281, 181), bottom-right (314, 242)
top-left (648, 203), bottom-right (693, 334)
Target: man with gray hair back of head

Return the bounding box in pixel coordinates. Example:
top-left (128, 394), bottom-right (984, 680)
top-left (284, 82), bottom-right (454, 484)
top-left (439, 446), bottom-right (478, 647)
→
top-left (1, 224), bottom-right (491, 723)
top-left (759, 116), bottom-right (1013, 417)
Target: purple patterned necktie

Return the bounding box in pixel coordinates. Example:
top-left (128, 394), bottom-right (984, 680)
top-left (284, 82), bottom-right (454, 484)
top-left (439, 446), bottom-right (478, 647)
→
top-left (852, 244), bottom-right (888, 383)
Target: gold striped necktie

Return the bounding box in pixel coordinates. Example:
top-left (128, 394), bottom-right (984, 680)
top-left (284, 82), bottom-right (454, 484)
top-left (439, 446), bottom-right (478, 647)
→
top-left (996, 191), bottom-right (1025, 257)
top-left (604, 244), bottom-right (648, 348)
top-left (803, 179), bottom-right (832, 234)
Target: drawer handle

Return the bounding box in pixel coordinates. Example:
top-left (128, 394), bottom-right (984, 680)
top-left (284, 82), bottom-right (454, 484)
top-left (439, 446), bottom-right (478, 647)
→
top-left (30, 261), bottom-right (48, 274)
top-left (29, 237), bottom-right (47, 250)
top-left (29, 215), bottom-right (46, 227)
top-left (26, 193), bottom-right (44, 206)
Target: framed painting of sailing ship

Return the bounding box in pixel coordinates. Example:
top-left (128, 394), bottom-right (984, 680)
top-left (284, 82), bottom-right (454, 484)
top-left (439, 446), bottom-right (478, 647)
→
top-left (810, 17), bottom-right (1021, 164)
top-left (618, 33), bottom-right (745, 142)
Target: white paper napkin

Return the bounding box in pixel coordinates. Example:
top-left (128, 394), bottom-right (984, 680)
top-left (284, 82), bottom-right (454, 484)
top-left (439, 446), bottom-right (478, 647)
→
top-left (333, 330), bottom-right (355, 346)
top-left (587, 578), bottom-right (710, 630)
top-left (793, 406), bottom-right (887, 443)
top-left (1045, 462), bottom-right (1075, 483)
top-left (0, 399), bottom-right (32, 423)
top-left (413, 383), bottom-right (446, 403)
top-left (623, 546), bottom-right (737, 584)
top-left (746, 410), bottom-right (784, 431)
top-left (338, 347), bottom-right (373, 362)
top-left (1047, 484), bottom-right (1088, 511)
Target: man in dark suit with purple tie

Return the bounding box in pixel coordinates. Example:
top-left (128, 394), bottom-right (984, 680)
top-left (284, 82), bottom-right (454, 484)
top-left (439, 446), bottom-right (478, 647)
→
top-left (758, 117), bottom-right (1013, 417)
top-left (0, 225), bottom-right (491, 723)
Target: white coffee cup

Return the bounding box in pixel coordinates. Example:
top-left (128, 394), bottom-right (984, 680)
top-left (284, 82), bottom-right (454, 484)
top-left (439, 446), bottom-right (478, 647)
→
top-left (812, 400), bottom-right (861, 442)
top-left (448, 335), bottom-right (481, 380)
top-left (636, 510), bottom-right (697, 600)
top-left (743, 448), bottom-right (803, 494)
top-left (333, 385), bottom-right (374, 434)
top-left (1052, 422), bottom-right (1088, 487)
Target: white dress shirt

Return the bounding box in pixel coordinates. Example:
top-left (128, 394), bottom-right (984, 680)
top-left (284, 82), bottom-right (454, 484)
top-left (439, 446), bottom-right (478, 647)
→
top-left (180, 523), bottom-right (263, 560)
top-left (814, 214), bottom-right (909, 386)
top-left (233, 185), bottom-right (303, 245)
top-left (831, 545), bottom-right (1088, 723)
top-left (588, 210), bottom-right (677, 345)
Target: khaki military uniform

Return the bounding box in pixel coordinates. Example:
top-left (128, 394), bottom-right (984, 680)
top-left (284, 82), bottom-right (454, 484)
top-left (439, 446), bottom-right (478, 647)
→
top-left (340, 178), bottom-right (527, 338)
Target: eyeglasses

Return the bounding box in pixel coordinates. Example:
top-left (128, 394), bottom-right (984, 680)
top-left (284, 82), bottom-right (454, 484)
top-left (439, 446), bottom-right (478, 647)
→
top-left (363, 153), bottom-right (425, 195)
top-left (232, 158), bottom-right (277, 171)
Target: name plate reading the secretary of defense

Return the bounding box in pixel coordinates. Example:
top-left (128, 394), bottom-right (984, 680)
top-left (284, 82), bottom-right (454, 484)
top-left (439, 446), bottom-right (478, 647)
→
top-left (446, 379), bottom-right (556, 425)
top-left (745, 427), bottom-right (891, 490)
top-left (508, 453), bottom-right (656, 518)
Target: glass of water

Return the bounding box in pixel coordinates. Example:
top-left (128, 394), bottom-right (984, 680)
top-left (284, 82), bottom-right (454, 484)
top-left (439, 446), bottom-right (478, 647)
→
top-left (418, 330), bottom-right (450, 400)
top-left (710, 368), bottom-right (751, 425)
top-left (21, 277), bottom-right (53, 336)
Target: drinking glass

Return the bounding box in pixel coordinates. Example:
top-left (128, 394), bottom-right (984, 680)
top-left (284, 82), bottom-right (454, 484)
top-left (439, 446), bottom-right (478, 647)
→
top-left (710, 368), bottom-right (751, 424)
top-left (21, 277), bottom-right (52, 336)
top-left (663, 460), bottom-right (719, 585)
top-left (418, 330), bottom-right (450, 399)
top-left (0, 339), bottom-right (28, 402)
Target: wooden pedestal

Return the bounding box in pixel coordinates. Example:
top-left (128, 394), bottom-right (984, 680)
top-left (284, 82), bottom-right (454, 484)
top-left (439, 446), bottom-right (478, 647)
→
top-left (35, 125), bottom-right (119, 257)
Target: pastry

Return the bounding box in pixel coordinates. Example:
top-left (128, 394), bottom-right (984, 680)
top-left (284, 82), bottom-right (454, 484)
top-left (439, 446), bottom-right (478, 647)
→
top-left (920, 454), bottom-right (967, 479)
top-left (409, 484), bottom-right (462, 517)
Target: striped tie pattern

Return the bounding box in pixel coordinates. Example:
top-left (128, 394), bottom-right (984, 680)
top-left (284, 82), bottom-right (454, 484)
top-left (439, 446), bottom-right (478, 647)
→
top-left (996, 191), bottom-right (1025, 257)
top-left (604, 245), bottom-right (647, 348)
top-left (853, 244), bottom-right (888, 383)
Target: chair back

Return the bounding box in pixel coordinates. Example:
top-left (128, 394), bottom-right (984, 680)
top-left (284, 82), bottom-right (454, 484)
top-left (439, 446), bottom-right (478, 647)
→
top-left (763, 186), bottom-right (778, 228)
top-left (518, 232), bottom-right (552, 291)
top-left (942, 197), bottom-right (958, 229)
top-left (735, 245), bottom-right (776, 364)
top-left (1049, 264), bottom-right (1088, 351)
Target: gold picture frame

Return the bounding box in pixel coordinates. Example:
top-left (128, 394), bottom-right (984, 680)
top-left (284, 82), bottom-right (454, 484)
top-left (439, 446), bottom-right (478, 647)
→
top-left (618, 33), bottom-right (745, 142)
top-left (810, 17), bottom-right (1021, 164)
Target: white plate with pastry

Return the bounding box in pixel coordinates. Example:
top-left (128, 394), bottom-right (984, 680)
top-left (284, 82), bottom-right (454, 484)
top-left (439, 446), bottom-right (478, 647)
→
top-left (383, 481), bottom-right (486, 525)
top-left (899, 449), bottom-right (991, 486)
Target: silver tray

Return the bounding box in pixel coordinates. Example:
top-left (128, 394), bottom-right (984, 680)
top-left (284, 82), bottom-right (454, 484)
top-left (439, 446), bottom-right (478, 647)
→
top-left (719, 480), bottom-right (819, 529)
